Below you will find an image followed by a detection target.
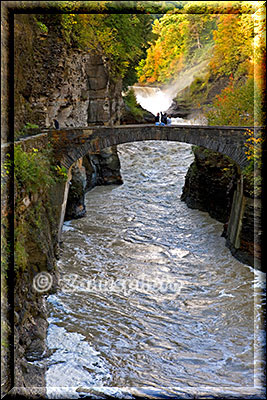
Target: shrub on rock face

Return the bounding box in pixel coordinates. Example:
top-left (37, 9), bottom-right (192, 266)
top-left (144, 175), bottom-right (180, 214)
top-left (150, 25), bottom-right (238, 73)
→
top-left (14, 144), bottom-right (67, 273)
top-left (204, 77), bottom-right (256, 126)
top-left (123, 89), bottom-right (144, 119)
top-left (243, 128), bottom-right (264, 198)
top-left (14, 145), bottom-right (55, 199)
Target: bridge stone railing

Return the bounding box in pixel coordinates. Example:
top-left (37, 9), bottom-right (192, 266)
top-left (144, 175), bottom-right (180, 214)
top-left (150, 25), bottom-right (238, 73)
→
top-left (47, 124), bottom-right (259, 170)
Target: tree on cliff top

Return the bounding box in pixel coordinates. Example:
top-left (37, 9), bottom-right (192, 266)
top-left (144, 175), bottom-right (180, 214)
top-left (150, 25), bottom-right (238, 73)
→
top-left (73, 12), bottom-right (155, 86)
top-left (37, 2), bottom-right (155, 87)
top-left (136, 6), bottom-right (217, 84)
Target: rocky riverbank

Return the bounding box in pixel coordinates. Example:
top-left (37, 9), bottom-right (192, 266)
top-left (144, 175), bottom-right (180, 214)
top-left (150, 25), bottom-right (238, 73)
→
top-left (65, 147), bottom-right (123, 221)
top-left (2, 9), bottom-right (262, 398)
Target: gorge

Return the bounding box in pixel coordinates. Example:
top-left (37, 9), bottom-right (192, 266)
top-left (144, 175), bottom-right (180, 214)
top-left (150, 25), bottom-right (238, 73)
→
top-left (1, 4), bottom-right (265, 399)
top-left (45, 139), bottom-right (263, 399)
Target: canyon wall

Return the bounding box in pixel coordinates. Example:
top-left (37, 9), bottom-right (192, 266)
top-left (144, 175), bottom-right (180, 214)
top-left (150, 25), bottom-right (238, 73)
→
top-left (14, 14), bottom-right (123, 219)
top-left (181, 146), bottom-right (262, 269)
top-left (181, 146), bottom-right (239, 223)
top-left (14, 15), bottom-right (123, 131)
top-left (2, 14), bottom-right (125, 395)
top-left (2, 12), bottom-right (262, 397)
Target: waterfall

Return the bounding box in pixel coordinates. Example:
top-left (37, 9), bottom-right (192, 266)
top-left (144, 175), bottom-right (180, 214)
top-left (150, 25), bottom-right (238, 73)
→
top-left (132, 86), bottom-right (173, 116)
top-left (131, 59), bottom-right (210, 124)
top-left (131, 84), bottom-right (206, 125)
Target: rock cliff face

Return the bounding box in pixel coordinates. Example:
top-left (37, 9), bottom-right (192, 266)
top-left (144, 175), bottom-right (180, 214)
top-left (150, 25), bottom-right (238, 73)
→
top-left (223, 178), bottom-right (262, 269)
top-left (14, 15), bottom-right (123, 131)
top-left (10, 14), bottom-right (124, 394)
top-left (88, 146), bottom-right (123, 186)
top-left (181, 146), bottom-right (239, 223)
top-left (64, 148), bottom-right (123, 221)
top-left (8, 135), bottom-right (66, 394)
top-left (181, 146), bottom-right (261, 268)
top-left (64, 159), bottom-right (87, 221)
top-left (14, 13), bottom-right (123, 219)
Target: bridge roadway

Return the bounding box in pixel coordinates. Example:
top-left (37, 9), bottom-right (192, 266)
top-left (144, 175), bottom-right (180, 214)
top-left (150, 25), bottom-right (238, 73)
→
top-left (47, 124), bottom-right (257, 170)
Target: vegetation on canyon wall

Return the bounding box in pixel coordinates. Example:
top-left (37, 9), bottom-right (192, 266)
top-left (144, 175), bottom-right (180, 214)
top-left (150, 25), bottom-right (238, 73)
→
top-left (14, 145), bottom-right (67, 273)
top-left (123, 88), bottom-right (147, 121)
top-left (2, 2), bottom-right (265, 392)
top-left (136, 4), bottom-right (216, 83)
top-left (34, 2), bottom-right (156, 88)
top-left (15, 122), bottom-right (40, 140)
top-left (1, 144), bottom-right (67, 284)
top-left (2, 143), bottom-right (67, 394)
top-left (136, 1), bottom-right (265, 195)
top-left (137, 1), bottom-right (265, 123)
top-left (7, 1), bottom-right (267, 277)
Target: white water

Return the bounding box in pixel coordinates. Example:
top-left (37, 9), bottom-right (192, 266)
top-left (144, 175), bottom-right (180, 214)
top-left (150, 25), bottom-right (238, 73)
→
top-left (45, 70), bottom-right (265, 398)
top-left (45, 140), bottom-right (265, 398)
top-left (133, 85), bottom-right (207, 125)
top-left (133, 86), bottom-right (173, 116)
top-left (132, 59), bottom-right (209, 120)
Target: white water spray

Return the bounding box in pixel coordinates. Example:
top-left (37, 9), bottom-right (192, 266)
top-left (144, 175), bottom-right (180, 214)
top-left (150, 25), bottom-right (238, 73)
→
top-left (133, 86), bottom-right (173, 116)
top-left (131, 59), bottom-right (209, 125)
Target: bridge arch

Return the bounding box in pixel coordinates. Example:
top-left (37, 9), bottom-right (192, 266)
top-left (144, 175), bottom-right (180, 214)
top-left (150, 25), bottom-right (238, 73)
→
top-left (50, 123), bottom-right (260, 268)
top-left (50, 124), bottom-right (254, 171)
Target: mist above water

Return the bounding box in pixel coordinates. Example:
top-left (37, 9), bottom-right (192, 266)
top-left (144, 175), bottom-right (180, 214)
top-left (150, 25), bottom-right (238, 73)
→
top-left (133, 86), bottom-right (172, 116)
top-left (132, 59), bottom-right (209, 124)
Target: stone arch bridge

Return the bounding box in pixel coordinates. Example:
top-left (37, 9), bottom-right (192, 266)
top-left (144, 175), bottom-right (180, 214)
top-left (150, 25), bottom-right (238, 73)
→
top-left (48, 124), bottom-right (256, 171)
top-left (14, 123), bottom-right (261, 268)
top-left (46, 123), bottom-right (260, 269)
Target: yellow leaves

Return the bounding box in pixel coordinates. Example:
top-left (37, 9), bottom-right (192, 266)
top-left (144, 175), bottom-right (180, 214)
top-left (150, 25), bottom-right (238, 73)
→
top-left (245, 137), bottom-right (263, 144)
top-left (211, 12), bottom-right (255, 77)
top-left (138, 13), bottom-right (187, 84)
top-left (244, 129), bottom-right (254, 136)
top-left (69, 14), bottom-right (77, 24)
top-left (152, 18), bottom-right (161, 35)
top-left (139, 75), bottom-right (146, 83)
top-left (243, 128), bottom-right (264, 166)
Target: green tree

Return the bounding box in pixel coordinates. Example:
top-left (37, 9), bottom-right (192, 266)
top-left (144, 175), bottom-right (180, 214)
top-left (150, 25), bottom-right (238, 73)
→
top-left (137, 13), bottom-right (187, 83)
top-left (36, 3), bottom-right (154, 85)
top-left (205, 77), bottom-right (256, 126)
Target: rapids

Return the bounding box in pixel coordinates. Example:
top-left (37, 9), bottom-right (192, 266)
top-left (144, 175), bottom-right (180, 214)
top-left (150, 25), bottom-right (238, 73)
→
top-left (44, 87), bottom-right (265, 399)
top-left (45, 139), bottom-right (265, 398)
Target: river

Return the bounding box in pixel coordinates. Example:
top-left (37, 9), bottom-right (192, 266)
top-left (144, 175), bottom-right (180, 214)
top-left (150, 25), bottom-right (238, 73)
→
top-left (45, 103), bottom-right (265, 398)
top-left (45, 146), bottom-right (265, 398)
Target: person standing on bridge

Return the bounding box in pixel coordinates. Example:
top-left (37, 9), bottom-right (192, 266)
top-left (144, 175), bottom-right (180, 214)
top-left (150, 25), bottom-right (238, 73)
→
top-left (53, 119), bottom-right (60, 129)
top-left (161, 112), bottom-right (167, 125)
top-left (155, 112), bottom-right (160, 126)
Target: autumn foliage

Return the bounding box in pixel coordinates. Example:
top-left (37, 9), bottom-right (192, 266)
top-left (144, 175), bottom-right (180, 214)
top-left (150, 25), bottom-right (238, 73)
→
top-left (136, 1), bottom-right (265, 188)
top-left (36, 4), bottom-right (154, 86)
top-left (137, 1), bottom-right (266, 126)
top-left (136, 10), bottom-right (216, 83)
top-left (206, 2), bottom-right (266, 128)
